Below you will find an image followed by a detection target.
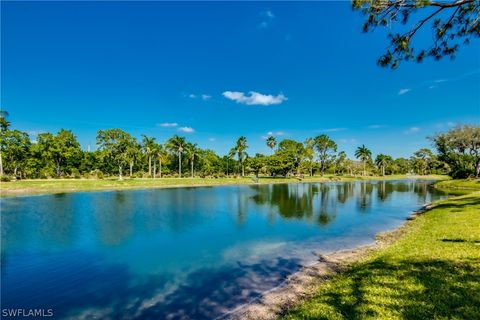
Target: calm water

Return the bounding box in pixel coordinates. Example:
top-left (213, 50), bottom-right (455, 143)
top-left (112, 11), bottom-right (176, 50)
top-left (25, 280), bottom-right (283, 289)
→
top-left (1, 180), bottom-right (448, 319)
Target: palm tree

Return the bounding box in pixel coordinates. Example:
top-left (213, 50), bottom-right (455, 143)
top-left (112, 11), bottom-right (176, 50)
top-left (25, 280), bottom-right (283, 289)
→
top-left (375, 154), bottom-right (392, 176)
top-left (355, 145), bottom-right (372, 176)
top-left (141, 135), bottom-right (157, 178)
top-left (227, 148), bottom-right (236, 177)
top-left (155, 144), bottom-right (167, 178)
top-left (266, 136), bottom-right (276, 152)
top-left (166, 135), bottom-right (186, 177)
top-left (232, 136), bottom-right (248, 177)
top-left (185, 143), bottom-right (200, 178)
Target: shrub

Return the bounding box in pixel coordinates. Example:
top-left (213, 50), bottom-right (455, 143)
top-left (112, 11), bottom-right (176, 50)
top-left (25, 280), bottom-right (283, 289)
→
top-left (1, 175), bottom-right (11, 182)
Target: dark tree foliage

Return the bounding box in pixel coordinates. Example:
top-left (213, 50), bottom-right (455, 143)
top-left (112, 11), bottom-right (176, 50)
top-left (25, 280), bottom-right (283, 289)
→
top-left (353, 0), bottom-right (480, 68)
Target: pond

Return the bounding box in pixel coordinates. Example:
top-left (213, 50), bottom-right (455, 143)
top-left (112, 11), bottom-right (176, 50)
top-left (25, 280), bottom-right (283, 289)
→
top-left (1, 180), bottom-right (448, 319)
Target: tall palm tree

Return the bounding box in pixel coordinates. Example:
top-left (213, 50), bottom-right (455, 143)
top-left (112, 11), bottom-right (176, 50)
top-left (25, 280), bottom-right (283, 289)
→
top-left (166, 135), bottom-right (186, 177)
top-left (375, 154), bottom-right (392, 176)
top-left (185, 143), bottom-right (200, 178)
top-left (155, 144), bottom-right (167, 178)
top-left (233, 136), bottom-right (248, 177)
top-left (141, 135), bottom-right (157, 178)
top-left (227, 148), bottom-right (236, 177)
top-left (355, 145), bottom-right (372, 176)
top-left (266, 136), bottom-right (276, 152)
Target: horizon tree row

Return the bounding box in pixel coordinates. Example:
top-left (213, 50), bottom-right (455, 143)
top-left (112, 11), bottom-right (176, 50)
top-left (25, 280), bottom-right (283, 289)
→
top-left (1, 112), bottom-right (478, 179)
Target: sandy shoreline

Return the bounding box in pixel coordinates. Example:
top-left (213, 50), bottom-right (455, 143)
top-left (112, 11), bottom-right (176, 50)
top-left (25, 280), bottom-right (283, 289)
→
top-left (226, 204), bottom-right (432, 320)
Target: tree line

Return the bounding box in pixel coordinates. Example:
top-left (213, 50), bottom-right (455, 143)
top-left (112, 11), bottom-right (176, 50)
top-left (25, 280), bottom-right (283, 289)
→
top-left (0, 112), bottom-right (478, 180)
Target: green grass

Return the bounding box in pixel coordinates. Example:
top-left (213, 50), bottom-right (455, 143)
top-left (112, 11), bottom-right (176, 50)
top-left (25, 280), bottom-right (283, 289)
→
top-left (435, 178), bottom-right (480, 191)
top-left (0, 174), bottom-right (448, 197)
top-left (282, 190), bottom-right (480, 320)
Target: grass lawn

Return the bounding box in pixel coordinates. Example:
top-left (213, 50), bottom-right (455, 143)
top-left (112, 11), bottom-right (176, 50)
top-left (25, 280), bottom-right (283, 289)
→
top-left (282, 181), bottom-right (480, 320)
top-left (0, 174), bottom-right (448, 197)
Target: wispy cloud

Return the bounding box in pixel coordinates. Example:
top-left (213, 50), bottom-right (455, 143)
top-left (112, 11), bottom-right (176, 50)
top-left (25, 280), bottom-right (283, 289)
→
top-left (178, 127), bottom-right (194, 133)
top-left (367, 124), bottom-right (387, 129)
top-left (398, 88), bottom-right (411, 95)
top-left (258, 10), bottom-right (275, 28)
top-left (340, 138), bottom-right (357, 144)
top-left (317, 127), bottom-right (346, 133)
top-left (158, 122), bottom-right (178, 127)
top-left (404, 127), bottom-right (420, 134)
top-left (222, 91), bottom-right (287, 106)
top-left (188, 93), bottom-right (211, 101)
top-left (208, 137), bottom-right (216, 142)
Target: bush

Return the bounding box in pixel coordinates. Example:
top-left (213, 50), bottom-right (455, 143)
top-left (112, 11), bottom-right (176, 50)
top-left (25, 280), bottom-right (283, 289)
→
top-left (1, 175), bottom-right (11, 182)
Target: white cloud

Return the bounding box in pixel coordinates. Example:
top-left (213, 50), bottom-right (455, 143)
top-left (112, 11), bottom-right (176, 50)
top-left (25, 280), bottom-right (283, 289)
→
top-left (340, 138), bottom-right (357, 144)
top-left (201, 94), bottom-right (211, 101)
top-left (208, 137), bottom-right (216, 142)
top-left (188, 94), bottom-right (196, 99)
top-left (264, 131), bottom-right (284, 138)
top-left (178, 127), bottom-right (194, 133)
top-left (258, 10), bottom-right (275, 28)
top-left (264, 10), bottom-right (275, 18)
top-left (158, 122), bottom-right (178, 127)
top-left (318, 127), bottom-right (346, 133)
top-left (398, 88), bottom-right (411, 95)
top-left (404, 127), bottom-right (420, 134)
top-left (447, 121), bottom-right (456, 127)
top-left (367, 124), bottom-right (387, 129)
top-left (222, 91), bottom-right (287, 106)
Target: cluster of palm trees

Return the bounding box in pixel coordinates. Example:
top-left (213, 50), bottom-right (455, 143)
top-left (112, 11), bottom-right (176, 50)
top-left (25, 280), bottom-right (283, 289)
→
top-left (142, 135), bottom-right (200, 178)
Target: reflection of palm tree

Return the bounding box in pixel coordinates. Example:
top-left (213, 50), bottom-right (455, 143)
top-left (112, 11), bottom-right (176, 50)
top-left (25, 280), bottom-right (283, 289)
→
top-left (355, 145), bottom-right (372, 176)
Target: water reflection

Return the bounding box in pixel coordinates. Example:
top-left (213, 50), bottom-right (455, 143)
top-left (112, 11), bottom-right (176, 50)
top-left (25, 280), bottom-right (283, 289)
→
top-left (1, 180), bottom-right (449, 319)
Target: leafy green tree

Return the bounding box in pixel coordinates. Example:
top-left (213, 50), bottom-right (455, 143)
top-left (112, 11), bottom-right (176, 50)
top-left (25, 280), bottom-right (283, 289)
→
top-left (247, 154), bottom-right (266, 178)
top-left (141, 135), bottom-right (157, 178)
top-left (232, 136), bottom-right (248, 177)
top-left (335, 151), bottom-right (348, 175)
top-left (353, 0), bottom-right (480, 68)
top-left (166, 135), bottom-right (187, 177)
top-left (375, 154), bottom-right (393, 176)
top-left (0, 110), bottom-right (11, 176)
top-left (355, 145), bottom-right (372, 176)
top-left (96, 129), bottom-right (136, 179)
top-left (3, 130), bottom-right (31, 177)
top-left (48, 129), bottom-right (82, 177)
top-left (432, 124), bottom-right (480, 177)
top-left (411, 148), bottom-right (434, 175)
top-left (304, 138), bottom-right (316, 176)
top-left (314, 134), bottom-right (337, 176)
top-left (276, 139), bottom-right (305, 176)
top-left (266, 136), bottom-right (277, 152)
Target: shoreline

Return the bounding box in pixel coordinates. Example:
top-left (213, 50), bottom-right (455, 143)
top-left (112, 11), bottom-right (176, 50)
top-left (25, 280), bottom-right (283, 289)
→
top-left (227, 203), bottom-right (433, 320)
top-left (0, 175), bottom-right (448, 198)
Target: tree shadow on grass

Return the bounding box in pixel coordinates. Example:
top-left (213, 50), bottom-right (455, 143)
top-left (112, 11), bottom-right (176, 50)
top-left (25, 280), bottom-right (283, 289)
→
top-left (298, 258), bottom-right (480, 320)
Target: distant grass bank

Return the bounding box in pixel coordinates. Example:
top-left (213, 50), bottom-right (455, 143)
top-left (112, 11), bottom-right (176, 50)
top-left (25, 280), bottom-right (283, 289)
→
top-left (281, 182), bottom-right (480, 320)
top-left (0, 174), bottom-right (448, 197)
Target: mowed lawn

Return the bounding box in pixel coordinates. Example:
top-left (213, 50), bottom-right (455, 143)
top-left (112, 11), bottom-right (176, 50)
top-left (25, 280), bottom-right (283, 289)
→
top-left (283, 181), bottom-right (480, 320)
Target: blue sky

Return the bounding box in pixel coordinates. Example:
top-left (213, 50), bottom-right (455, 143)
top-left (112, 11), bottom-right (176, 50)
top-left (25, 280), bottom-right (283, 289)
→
top-left (2, 1), bottom-right (479, 158)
